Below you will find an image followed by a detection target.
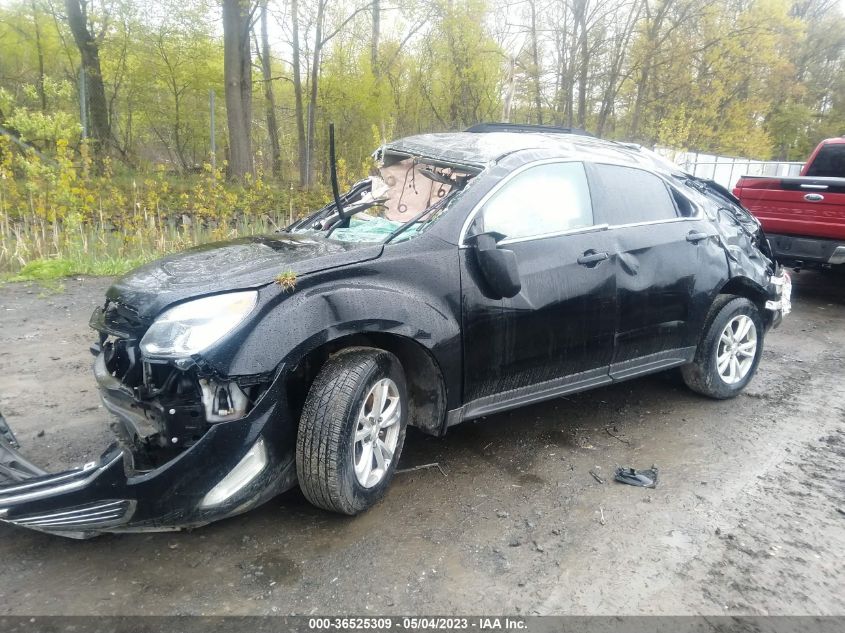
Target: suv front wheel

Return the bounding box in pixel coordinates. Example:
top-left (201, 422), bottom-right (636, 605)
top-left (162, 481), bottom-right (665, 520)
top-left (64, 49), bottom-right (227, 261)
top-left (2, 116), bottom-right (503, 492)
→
top-left (681, 296), bottom-right (764, 399)
top-left (296, 348), bottom-right (409, 515)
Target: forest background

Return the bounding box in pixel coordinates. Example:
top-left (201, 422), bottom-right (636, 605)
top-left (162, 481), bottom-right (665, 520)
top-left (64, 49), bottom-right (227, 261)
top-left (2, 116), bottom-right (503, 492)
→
top-left (0, 0), bottom-right (842, 278)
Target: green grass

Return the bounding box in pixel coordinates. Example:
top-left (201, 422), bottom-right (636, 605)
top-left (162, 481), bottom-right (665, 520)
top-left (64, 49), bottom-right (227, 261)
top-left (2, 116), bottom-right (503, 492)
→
top-left (3, 255), bottom-right (152, 282)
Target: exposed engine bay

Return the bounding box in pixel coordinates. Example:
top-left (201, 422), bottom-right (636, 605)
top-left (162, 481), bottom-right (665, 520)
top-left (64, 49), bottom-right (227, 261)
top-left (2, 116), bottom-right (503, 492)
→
top-left (91, 304), bottom-right (275, 471)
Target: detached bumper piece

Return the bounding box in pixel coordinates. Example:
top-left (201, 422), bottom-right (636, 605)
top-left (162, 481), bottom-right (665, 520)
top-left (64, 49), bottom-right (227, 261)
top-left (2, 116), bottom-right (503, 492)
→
top-left (0, 444), bottom-right (130, 538)
top-left (0, 375), bottom-right (297, 539)
top-left (5, 499), bottom-right (134, 533)
top-left (764, 268), bottom-right (792, 329)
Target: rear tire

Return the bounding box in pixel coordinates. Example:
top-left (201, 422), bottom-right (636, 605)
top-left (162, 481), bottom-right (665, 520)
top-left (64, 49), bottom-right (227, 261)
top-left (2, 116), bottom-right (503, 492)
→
top-left (681, 296), bottom-right (764, 399)
top-left (296, 348), bottom-right (408, 515)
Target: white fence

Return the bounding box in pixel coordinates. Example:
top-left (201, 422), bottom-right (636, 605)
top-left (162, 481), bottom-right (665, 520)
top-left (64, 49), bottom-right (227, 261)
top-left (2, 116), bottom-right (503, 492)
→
top-left (654, 147), bottom-right (804, 191)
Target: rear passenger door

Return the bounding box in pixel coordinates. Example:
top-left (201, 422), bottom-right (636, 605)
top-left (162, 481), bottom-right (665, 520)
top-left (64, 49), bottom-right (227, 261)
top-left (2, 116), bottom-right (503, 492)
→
top-left (587, 163), bottom-right (708, 379)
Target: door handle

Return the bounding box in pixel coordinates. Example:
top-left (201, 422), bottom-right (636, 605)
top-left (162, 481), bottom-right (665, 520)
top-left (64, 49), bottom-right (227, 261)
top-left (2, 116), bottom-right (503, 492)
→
top-left (577, 250), bottom-right (609, 267)
top-left (686, 231), bottom-right (710, 243)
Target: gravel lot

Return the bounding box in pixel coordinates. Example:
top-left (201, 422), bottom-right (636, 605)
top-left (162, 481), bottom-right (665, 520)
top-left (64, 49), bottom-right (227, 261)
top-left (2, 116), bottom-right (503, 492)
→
top-left (0, 271), bottom-right (843, 615)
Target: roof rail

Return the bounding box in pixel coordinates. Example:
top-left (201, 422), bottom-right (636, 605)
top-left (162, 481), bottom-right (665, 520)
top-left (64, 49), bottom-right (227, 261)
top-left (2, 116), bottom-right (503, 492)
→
top-left (465, 122), bottom-right (594, 137)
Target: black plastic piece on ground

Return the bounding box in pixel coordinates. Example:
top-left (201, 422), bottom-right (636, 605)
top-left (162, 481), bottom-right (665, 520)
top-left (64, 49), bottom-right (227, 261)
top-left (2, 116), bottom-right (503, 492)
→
top-left (614, 466), bottom-right (658, 488)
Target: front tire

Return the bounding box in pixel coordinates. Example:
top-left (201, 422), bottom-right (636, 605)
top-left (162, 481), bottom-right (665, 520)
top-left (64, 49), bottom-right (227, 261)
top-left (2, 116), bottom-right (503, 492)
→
top-left (296, 348), bottom-right (408, 515)
top-left (681, 296), bottom-right (764, 399)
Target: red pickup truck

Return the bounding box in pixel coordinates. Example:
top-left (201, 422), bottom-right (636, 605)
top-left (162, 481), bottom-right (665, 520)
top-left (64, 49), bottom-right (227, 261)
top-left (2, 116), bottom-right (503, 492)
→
top-left (733, 137), bottom-right (845, 268)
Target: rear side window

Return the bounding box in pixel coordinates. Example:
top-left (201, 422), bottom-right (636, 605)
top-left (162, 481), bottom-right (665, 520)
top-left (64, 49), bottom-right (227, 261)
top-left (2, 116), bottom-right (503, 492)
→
top-left (480, 162), bottom-right (593, 240)
top-left (590, 164), bottom-right (678, 225)
top-left (670, 187), bottom-right (696, 217)
top-left (805, 143), bottom-right (845, 178)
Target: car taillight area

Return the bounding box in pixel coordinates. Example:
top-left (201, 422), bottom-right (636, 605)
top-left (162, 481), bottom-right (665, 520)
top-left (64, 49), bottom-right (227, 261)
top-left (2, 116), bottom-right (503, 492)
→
top-left (93, 300), bottom-right (270, 471)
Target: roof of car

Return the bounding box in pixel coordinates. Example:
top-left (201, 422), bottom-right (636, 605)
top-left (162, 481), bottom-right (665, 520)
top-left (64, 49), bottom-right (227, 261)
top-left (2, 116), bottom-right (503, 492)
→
top-left (383, 131), bottom-right (684, 176)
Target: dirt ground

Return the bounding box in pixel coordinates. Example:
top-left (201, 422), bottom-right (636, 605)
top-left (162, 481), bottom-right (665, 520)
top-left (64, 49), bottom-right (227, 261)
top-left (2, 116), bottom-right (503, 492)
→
top-left (0, 271), bottom-right (842, 616)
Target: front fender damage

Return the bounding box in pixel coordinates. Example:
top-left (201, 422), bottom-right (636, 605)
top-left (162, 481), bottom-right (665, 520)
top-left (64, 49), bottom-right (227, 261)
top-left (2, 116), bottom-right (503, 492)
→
top-left (0, 370), bottom-right (297, 539)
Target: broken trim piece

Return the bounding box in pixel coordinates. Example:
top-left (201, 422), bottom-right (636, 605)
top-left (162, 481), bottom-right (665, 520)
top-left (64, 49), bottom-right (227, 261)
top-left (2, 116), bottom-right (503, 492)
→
top-left (0, 414), bottom-right (45, 484)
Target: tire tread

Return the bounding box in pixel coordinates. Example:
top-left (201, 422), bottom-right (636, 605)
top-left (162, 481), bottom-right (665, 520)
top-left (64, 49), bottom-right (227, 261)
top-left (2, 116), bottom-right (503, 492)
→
top-left (296, 348), bottom-right (399, 514)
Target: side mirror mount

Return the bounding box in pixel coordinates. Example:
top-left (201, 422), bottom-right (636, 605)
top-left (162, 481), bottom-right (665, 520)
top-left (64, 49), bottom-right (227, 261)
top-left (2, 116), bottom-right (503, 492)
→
top-left (466, 231), bottom-right (522, 299)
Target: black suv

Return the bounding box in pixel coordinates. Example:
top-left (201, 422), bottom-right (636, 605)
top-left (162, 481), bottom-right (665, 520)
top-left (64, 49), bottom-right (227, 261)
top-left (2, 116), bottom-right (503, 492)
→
top-left (0, 126), bottom-right (791, 537)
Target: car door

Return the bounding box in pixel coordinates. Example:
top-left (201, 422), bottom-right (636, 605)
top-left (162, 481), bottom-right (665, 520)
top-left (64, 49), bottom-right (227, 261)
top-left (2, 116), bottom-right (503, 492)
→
top-left (459, 161), bottom-right (616, 413)
top-left (587, 163), bottom-right (708, 378)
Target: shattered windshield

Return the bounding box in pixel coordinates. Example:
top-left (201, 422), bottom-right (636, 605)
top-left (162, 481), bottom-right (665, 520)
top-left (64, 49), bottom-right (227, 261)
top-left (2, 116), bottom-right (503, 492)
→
top-left (289, 154), bottom-right (476, 244)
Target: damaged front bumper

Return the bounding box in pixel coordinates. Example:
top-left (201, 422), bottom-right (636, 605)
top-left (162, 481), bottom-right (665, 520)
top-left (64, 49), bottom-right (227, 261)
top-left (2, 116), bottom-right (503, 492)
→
top-left (0, 368), bottom-right (296, 539)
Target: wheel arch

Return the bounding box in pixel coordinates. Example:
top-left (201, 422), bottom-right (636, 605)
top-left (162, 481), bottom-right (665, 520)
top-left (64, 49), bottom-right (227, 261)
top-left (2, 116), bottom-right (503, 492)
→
top-left (716, 275), bottom-right (768, 310)
top-left (284, 332), bottom-right (449, 437)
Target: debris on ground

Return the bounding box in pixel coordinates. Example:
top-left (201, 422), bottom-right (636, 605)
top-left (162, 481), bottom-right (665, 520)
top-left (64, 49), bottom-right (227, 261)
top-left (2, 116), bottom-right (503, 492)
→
top-left (604, 426), bottom-right (631, 444)
top-left (614, 465), bottom-right (658, 488)
top-left (589, 469), bottom-right (605, 484)
top-left (396, 462), bottom-right (447, 477)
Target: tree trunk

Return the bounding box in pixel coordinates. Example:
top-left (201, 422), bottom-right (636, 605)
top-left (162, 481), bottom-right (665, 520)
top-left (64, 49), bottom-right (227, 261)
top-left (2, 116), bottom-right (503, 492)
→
top-left (630, 0), bottom-right (669, 141)
top-left (502, 56), bottom-right (516, 122)
top-left (629, 62), bottom-right (650, 139)
top-left (597, 2), bottom-right (641, 136)
top-left (64, 0), bottom-right (110, 151)
top-left (371, 0), bottom-right (380, 76)
top-left (259, 0), bottom-right (281, 178)
top-left (222, 0), bottom-right (254, 180)
top-left (576, 0), bottom-right (589, 128)
top-left (529, 0), bottom-right (543, 125)
top-left (554, 8), bottom-right (570, 125)
top-left (31, 1), bottom-right (47, 113)
top-left (306, 0), bottom-right (326, 186)
top-left (291, 0), bottom-right (307, 186)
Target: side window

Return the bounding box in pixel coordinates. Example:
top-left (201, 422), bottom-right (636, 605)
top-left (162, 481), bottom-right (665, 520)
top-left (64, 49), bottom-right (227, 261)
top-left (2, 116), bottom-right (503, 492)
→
top-left (591, 164), bottom-right (678, 225)
top-left (480, 162), bottom-right (593, 240)
top-left (670, 186), bottom-right (696, 217)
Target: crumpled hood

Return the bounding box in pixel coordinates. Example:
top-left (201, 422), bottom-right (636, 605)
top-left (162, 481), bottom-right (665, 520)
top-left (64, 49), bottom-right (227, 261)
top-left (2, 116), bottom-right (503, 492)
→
top-left (107, 233), bottom-right (383, 319)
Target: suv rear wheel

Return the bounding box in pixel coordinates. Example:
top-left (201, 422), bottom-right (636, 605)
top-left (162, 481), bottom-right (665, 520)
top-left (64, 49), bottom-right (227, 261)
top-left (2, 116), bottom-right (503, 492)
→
top-left (296, 348), bottom-right (408, 515)
top-left (681, 296), bottom-right (764, 399)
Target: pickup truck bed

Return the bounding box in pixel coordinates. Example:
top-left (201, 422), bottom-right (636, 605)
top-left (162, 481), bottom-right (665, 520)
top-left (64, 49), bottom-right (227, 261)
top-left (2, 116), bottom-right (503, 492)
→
top-left (733, 138), bottom-right (845, 267)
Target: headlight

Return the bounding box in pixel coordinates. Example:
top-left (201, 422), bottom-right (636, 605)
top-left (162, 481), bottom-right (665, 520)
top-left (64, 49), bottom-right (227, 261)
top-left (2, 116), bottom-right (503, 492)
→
top-left (140, 291), bottom-right (258, 359)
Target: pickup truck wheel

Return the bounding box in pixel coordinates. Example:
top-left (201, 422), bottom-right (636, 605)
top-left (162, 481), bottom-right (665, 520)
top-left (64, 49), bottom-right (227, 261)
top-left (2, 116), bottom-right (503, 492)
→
top-left (681, 297), bottom-right (764, 399)
top-left (296, 348), bottom-right (408, 515)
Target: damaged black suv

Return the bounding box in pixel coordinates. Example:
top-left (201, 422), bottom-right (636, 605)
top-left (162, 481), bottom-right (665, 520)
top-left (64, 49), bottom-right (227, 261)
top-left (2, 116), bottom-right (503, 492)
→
top-left (0, 124), bottom-right (791, 537)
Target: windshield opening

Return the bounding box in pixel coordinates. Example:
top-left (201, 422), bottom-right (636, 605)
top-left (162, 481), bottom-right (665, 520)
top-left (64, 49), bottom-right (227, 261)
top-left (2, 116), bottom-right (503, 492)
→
top-left (288, 154), bottom-right (476, 244)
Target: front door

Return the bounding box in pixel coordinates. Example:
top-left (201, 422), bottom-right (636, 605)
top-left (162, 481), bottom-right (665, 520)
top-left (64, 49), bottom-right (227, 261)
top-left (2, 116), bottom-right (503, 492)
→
top-left (460, 161), bottom-right (616, 413)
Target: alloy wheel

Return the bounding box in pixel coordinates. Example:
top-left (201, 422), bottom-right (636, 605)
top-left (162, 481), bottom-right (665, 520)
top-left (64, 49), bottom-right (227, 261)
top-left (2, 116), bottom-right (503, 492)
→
top-left (716, 314), bottom-right (757, 385)
top-left (353, 378), bottom-right (401, 488)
